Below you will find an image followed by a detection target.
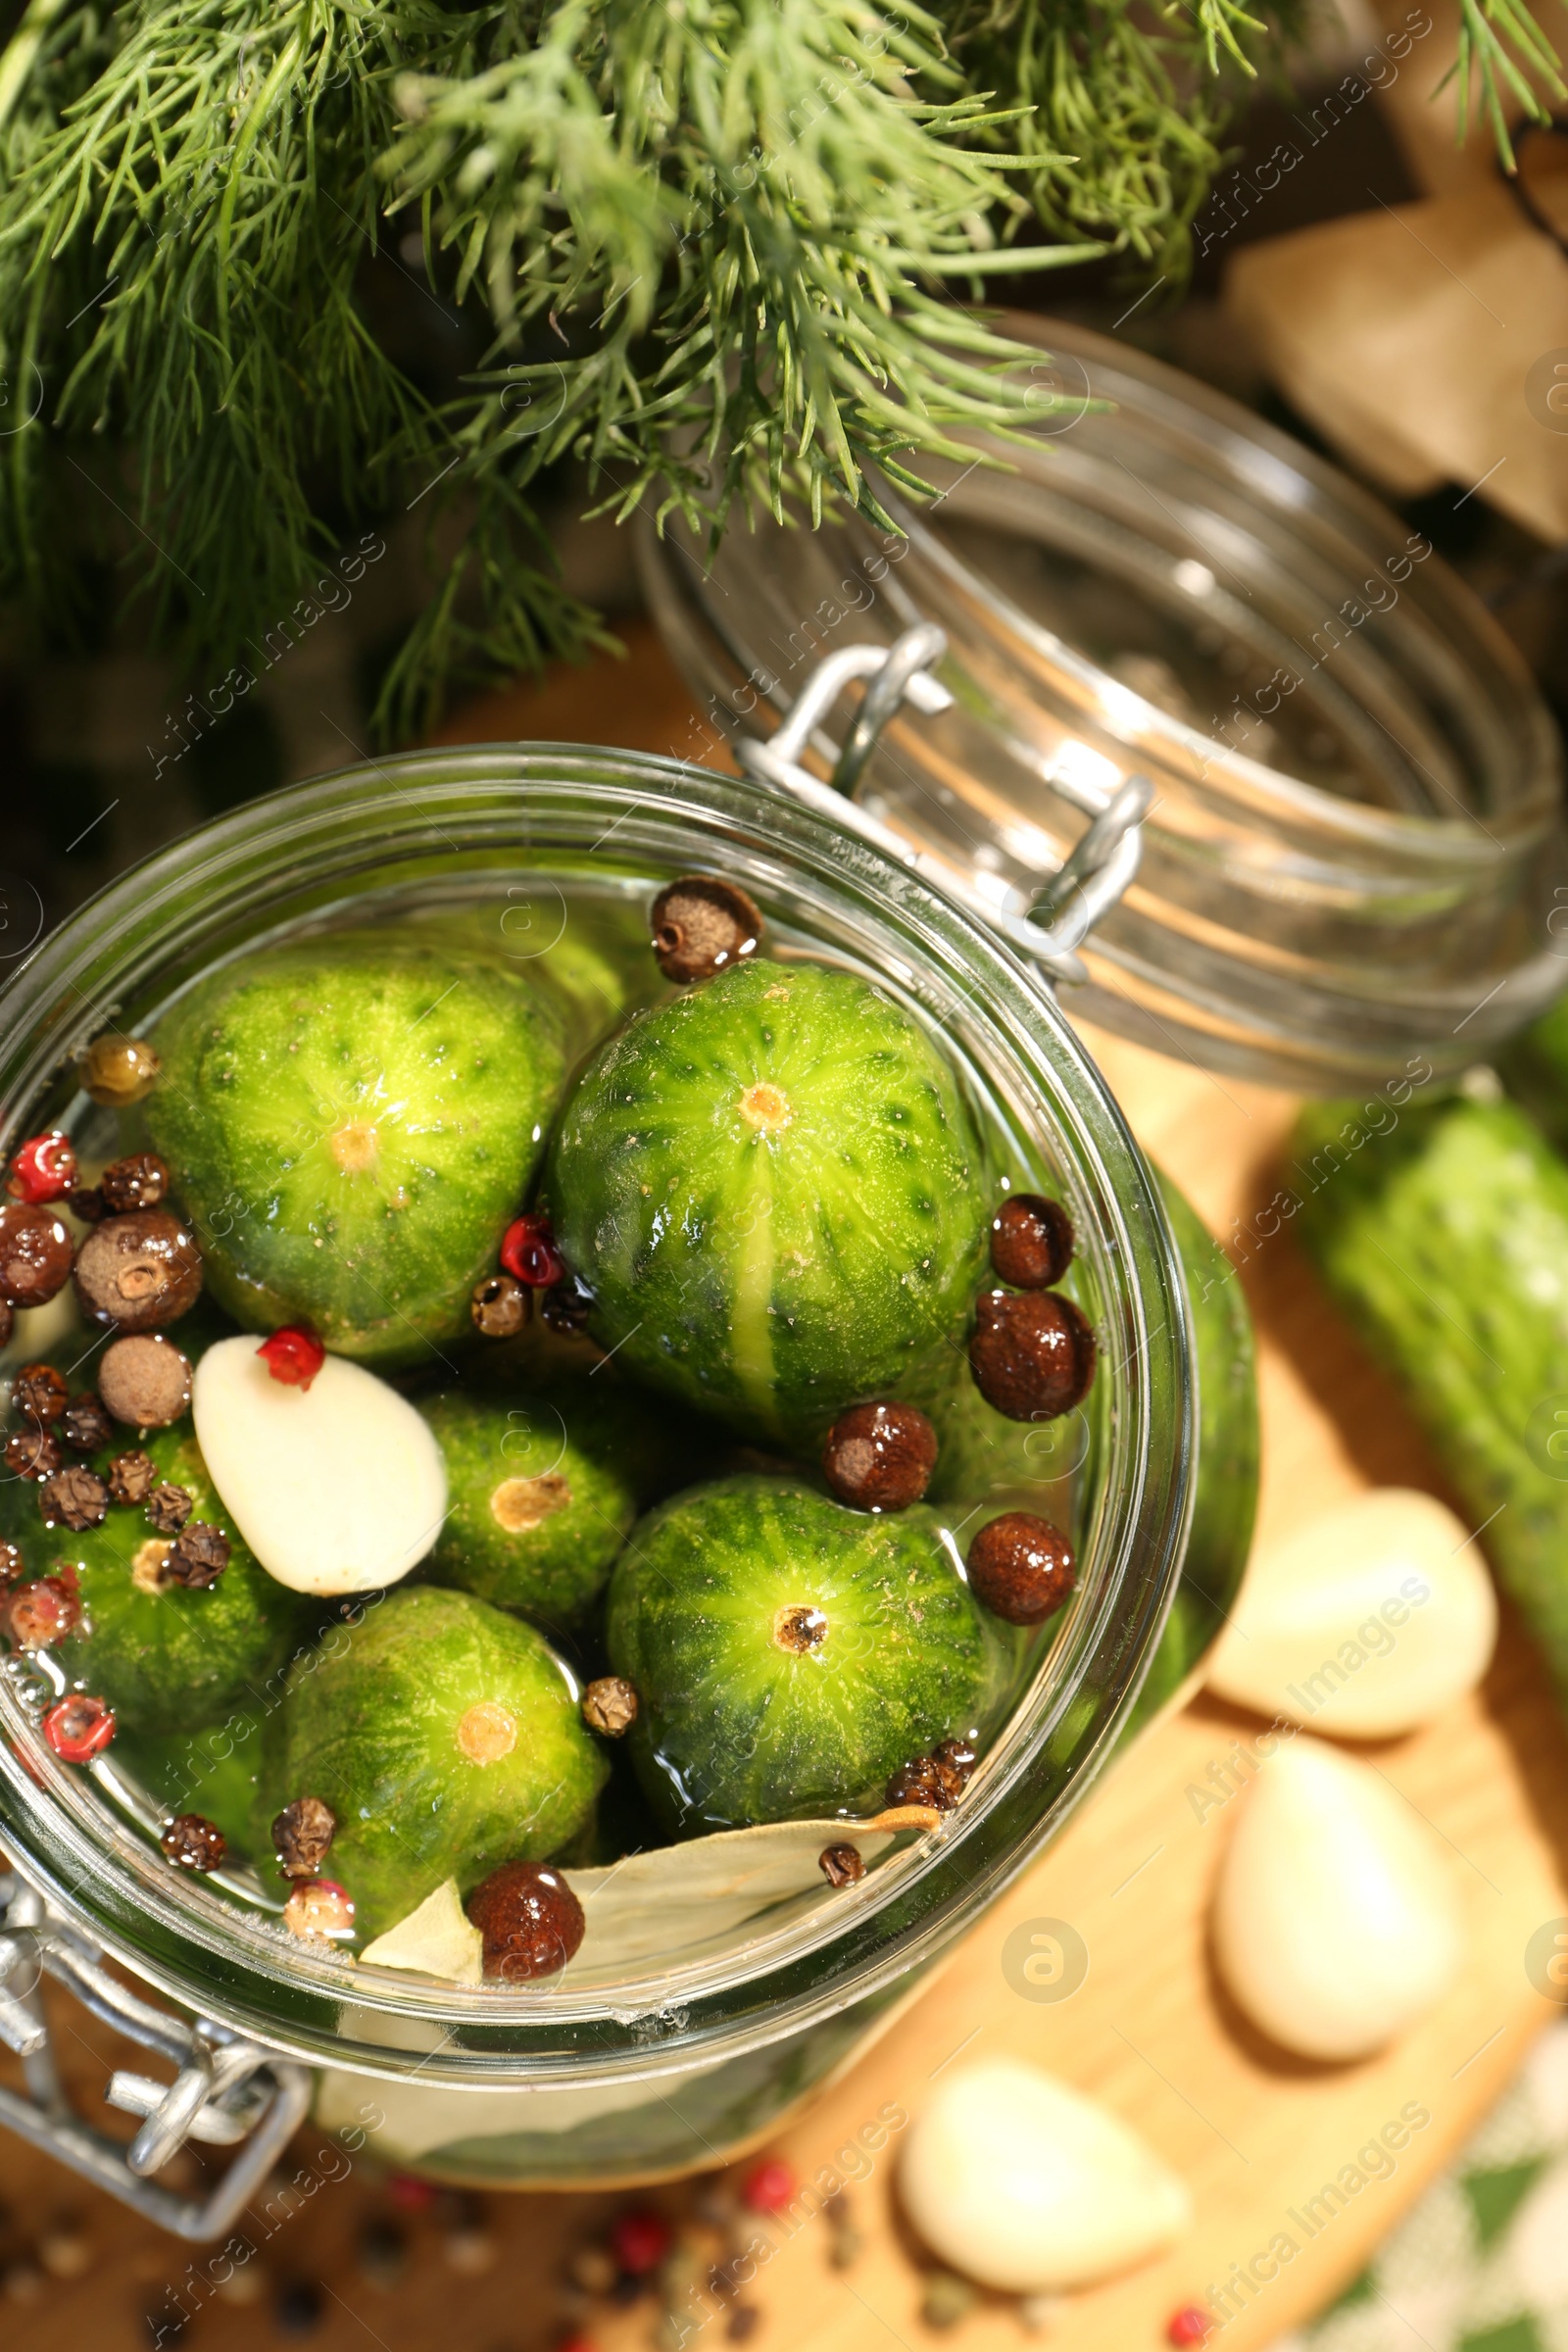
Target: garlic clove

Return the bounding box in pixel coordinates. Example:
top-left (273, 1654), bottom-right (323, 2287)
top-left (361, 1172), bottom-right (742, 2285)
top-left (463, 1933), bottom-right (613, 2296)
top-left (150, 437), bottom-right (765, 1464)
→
top-left (361, 1879), bottom-right (484, 1985)
top-left (193, 1335), bottom-right (446, 1594)
top-left (899, 2058), bottom-right (1192, 2293)
top-left (1205, 1488), bottom-right (1496, 1738)
top-left (1211, 1735), bottom-right (1463, 2061)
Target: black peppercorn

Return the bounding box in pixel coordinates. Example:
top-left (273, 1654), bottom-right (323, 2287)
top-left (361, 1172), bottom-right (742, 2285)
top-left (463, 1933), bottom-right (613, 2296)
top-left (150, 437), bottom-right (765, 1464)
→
top-left (146, 1483), bottom-right (194, 1535)
top-left (885, 1752), bottom-right (965, 1811)
top-left (821, 1400), bottom-right (937, 1511)
top-left (98, 1153), bottom-right (171, 1215)
top-left (271, 1794), bottom-right (337, 1879)
top-left (968, 1289), bottom-right (1096, 1422)
top-left (581, 1676), bottom-right (638, 1737)
top-left (161, 1813), bottom-right (226, 1873)
top-left (818, 1842), bottom-right (865, 1886)
top-left (38, 1465), bottom-right (110, 1532)
top-left (966, 1512), bottom-right (1076, 1624)
top-left (989, 1193), bottom-right (1075, 1289)
top-left (0, 1542), bottom-right (23, 1586)
top-left (61, 1393), bottom-right (115, 1454)
top-left (74, 1209), bottom-right (203, 1332)
top-left (649, 876), bottom-right (763, 983)
top-left (107, 1449), bottom-right (158, 1504)
top-left (466, 1860), bottom-right (586, 1980)
top-left (541, 1271), bottom-right (595, 1334)
top-left (166, 1522), bottom-right (229, 1588)
top-left (11, 1363), bottom-right (67, 1424)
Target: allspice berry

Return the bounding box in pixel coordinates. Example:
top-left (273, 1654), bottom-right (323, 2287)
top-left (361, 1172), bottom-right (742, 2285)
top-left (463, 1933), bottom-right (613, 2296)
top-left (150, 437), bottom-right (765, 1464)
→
top-left (990, 1193), bottom-right (1075, 1290)
top-left (649, 877), bottom-right (763, 983)
top-left (966, 1512), bottom-right (1076, 1625)
top-left (818, 1842), bottom-right (865, 1887)
top-left (271, 1795), bottom-right (337, 1880)
top-left (98, 1153), bottom-right (171, 1215)
top-left (80, 1034), bottom-right (162, 1107)
top-left (161, 1813), bottom-right (226, 1873)
top-left (466, 1860), bottom-right (586, 1981)
top-left (581, 1676), bottom-right (638, 1738)
top-left (470, 1272), bottom-right (530, 1338)
top-left (0, 1202), bottom-right (74, 1308)
top-left (74, 1209), bottom-right (203, 1331)
top-left (968, 1289), bottom-right (1096, 1422)
top-left (821, 1401), bottom-right (937, 1512)
top-left (98, 1334), bottom-right (193, 1429)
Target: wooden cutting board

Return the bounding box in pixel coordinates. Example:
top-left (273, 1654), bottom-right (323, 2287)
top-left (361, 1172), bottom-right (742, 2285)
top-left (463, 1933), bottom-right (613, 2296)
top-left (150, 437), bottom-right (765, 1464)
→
top-left (0, 631), bottom-right (1563, 2352)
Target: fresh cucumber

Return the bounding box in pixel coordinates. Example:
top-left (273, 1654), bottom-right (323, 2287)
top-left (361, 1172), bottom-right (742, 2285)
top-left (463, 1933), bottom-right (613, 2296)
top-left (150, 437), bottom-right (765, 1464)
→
top-left (1293, 1090), bottom-right (1568, 1697)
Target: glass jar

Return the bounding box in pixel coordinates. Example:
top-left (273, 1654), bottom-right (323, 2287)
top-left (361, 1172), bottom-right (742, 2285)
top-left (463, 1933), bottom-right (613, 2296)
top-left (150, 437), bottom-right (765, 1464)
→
top-left (0, 746), bottom-right (1193, 2194)
top-left (639, 313), bottom-right (1568, 1092)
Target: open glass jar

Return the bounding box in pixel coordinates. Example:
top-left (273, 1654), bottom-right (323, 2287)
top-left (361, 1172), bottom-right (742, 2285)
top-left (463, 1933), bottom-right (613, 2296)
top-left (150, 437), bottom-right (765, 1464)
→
top-left (640, 314), bottom-right (1568, 1091)
top-left (0, 745), bottom-right (1194, 2203)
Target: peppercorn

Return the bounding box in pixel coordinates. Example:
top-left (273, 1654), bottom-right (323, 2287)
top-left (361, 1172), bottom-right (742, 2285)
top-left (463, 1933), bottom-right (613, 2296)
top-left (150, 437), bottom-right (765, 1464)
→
top-left (11, 1363), bottom-right (67, 1424)
top-left (80, 1034), bottom-right (161, 1107)
top-left (73, 1208), bottom-right (203, 1331)
top-left (466, 1859), bottom-right (586, 1980)
top-left (273, 2280), bottom-right (325, 2336)
top-left (968, 1289), bottom-right (1096, 1422)
top-left (0, 1543), bottom-right (23, 1587)
top-left (271, 1794), bottom-right (337, 1879)
top-left (8, 1576), bottom-right (81, 1646)
top-left (966, 1511), bottom-right (1076, 1625)
top-left (107, 1448), bottom-right (158, 1504)
top-left (649, 877), bottom-right (763, 983)
top-left (885, 1752), bottom-right (965, 1811)
top-left (1167, 2308), bottom-right (1215, 2347)
top-left (98, 1334), bottom-right (193, 1428)
top-left (470, 1271), bottom-right (530, 1338)
top-left (934, 1735), bottom-right (979, 1784)
top-left (38, 1466), bottom-right (109, 1532)
top-left (821, 1400), bottom-right (937, 1511)
top-left (610, 2208), bottom-right (670, 2276)
top-left (499, 1210), bottom-right (565, 1288)
top-left (7, 1132), bottom-right (77, 1204)
top-left (145, 1483), bottom-right (193, 1536)
top-left (41, 1692), bottom-right (114, 1762)
top-left (541, 1271), bottom-right (595, 1334)
top-left (0, 1203), bottom-right (74, 1308)
top-left (5, 1427), bottom-right (62, 1482)
top-left (69, 1187), bottom-right (106, 1225)
top-left (990, 1192), bottom-right (1075, 1289)
top-left (161, 1813), bottom-right (227, 1873)
top-left (281, 1879), bottom-right (355, 1942)
top-left (355, 2220), bottom-right (408, 2292)
top-left (581, 1676), bottom-right (639, 1738)
top-left (60, 1393), bottom-right (114, 1454)
top-left (257, 1325), bottom-right (325, 1388)
top-left (98, 1152), bottom-right (171, 1215)
top-left (166, 1522), bottom-right (229, 1588)
top-left (818, 1842), bottom-right (865, 1886)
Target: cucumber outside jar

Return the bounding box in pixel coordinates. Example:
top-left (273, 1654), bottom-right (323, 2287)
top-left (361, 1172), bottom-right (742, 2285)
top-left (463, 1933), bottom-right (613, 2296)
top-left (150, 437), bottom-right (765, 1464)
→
top-left (0, 750), bottom-right (1193, 2194)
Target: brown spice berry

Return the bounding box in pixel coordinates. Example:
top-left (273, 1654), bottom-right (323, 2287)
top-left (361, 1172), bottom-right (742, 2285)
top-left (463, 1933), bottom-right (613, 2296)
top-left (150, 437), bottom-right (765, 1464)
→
top-left (818, 1842), bottom-right (865, 1887)
top-left (166, 1522), bottom-right (229, 1589)
top-left (581, 1676), bottom-right (639, 1738)
top-left (271, 1794), bottom-right (338, 1880)
top-left (821, 1400), bottom-right (937, 1512)
top-left (8, 1575), bottom-right (80, 1646)
top-left (39, 1466), bottom-right (110, 1532)
top-left (98, 1335), bottom-right (193, 1429)
top-left (6, 1427), bottom-right (62, 1483)
top-left (0, 1299), bottom-right (12, 1348)
top-left (968, 1289), bottom-right (1096, 1423)
top-left (466, 1860), bottom-right (586, 1981)
top-left (470, 1271), bottom-right (530, 1339)
top-left (966, 1512), bottom-right (1076, 1625)
top-left (11, 1363), bottom-right (67, 1424)
top-left (98, 1153), bottom-right (171, 1215)
top-left (145, 1483), bottom-right (194, 1536)
top-left (0, 1543), bottom-right (24, 1586)
top-left (161, 1813), bottom-right (226, 1873)
top-left (885, 1753), bottom-right (965, 1812)
top-left (0, 1202), bottom-right (74, 1308)
top-left (934, 1736), bottom-right (979, 1785)
top-left (61, 1393), bottom-right (115, 1454)
top-left (541, 1272), bottom-right (594, 1335)
top-left (649, 877), bottom-right (763, 984)
top-left (107, 1449), bottom-right (158, 1504)
top-left (80, 1035), bottom-right (162, 1108)
top-left (69, 1186), bottom-right (106, 1226)
top-left (74, 1209), bottom-right (203, 1332)
top-left (990, 1193), bottom-right (1075, 1290)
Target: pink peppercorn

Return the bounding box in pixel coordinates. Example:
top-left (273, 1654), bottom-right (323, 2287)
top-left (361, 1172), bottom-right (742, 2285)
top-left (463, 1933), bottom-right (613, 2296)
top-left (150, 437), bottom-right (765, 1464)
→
top-left (1168, 2307), bottom-right (1215, 2345)
top-left (8, 1133), bottom-right (76, 1205)
top-left (609, 2206), bottom-right (670, 2276)
top-left (257, 1326), bottom-right (325, 1390)
top-left (42, 1693), bottom-right (116, 1762)
top-left (499, 1212), bottom-right (565, 1288)
top-left (743, 2159), bottom-right (797, 2214)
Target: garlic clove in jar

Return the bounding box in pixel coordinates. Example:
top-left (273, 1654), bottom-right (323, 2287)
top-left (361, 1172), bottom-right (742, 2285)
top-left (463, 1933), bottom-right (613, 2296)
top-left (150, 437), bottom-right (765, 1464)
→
top-left (1205, 1488), bottom-right (1496, 1738)
top-left (899, 2058), bottom-right (1192, 2293)
top-left (1211, 1736), bottom-right (1464, 2061)
top-left (193, 1335), bottom-right (447, 1594)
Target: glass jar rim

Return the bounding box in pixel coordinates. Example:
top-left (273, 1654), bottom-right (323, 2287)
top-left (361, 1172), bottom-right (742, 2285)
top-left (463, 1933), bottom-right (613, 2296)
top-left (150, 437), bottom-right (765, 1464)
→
top-left (0, 744), bottom-right (1193, 2088)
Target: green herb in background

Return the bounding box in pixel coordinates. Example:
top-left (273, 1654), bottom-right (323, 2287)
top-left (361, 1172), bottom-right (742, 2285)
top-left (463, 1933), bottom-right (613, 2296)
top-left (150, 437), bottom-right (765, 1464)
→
top-left (0, 0), bottom-right (1560, 739)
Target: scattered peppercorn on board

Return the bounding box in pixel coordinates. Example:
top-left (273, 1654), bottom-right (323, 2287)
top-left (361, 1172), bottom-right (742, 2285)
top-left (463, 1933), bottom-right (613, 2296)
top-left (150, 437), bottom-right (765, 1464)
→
top-left (0, 637), bottom-right (1563, 2350)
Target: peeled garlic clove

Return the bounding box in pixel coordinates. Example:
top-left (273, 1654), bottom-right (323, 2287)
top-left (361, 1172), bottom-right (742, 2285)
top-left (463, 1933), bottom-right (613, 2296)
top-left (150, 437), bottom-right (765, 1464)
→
top-left (1205, 1488), bottom-right (1496, 1738)
top-left (1212, 1735), bottom-right (1463, 2061)
top-left (899, 2059), bottom-right (1191, 2293)
top-left (362, 1879), bottom-right (483, 1986)
top-left (193, 1335), bottom-right (446, 1594)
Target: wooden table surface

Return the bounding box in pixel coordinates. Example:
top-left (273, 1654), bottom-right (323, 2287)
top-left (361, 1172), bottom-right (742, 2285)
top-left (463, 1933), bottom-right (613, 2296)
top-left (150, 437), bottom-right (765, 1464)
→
top-left (1, 629), bottom-right (1564, 2351)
